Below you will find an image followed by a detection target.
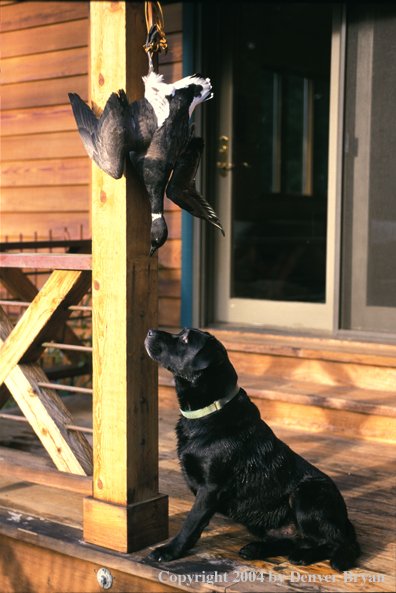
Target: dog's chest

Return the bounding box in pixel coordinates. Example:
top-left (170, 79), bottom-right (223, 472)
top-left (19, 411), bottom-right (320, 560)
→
top-left (180, 451), bottom-right (206, 489)
top-left (177, 427), bottom-right (233, 493)
top-left (177, 434), bottom-right (211, 489)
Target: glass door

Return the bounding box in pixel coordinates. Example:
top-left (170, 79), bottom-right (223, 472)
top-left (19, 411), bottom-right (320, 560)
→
top-left (210, 4), bottom-right (343, 331)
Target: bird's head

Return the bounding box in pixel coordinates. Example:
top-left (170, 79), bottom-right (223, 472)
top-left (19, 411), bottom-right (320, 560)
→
top-left (149, 215), bottom-right (168, 256)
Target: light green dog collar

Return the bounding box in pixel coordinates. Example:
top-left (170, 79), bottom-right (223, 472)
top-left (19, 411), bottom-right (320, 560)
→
top-left (180, 384), bottom-right (240, 419)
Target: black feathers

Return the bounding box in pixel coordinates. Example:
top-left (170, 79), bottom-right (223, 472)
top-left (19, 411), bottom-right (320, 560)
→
top-left (68, 90), bottom-right (132, 180)
top-left (167, 136), bottom-right (225, 236)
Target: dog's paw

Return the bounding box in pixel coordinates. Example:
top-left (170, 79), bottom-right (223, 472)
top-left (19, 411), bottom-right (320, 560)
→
top-left (287, 548), bottom-right (316, 566)
top-left (330, 556), bottom-right (350, 573)
top-left (148, 544), bottom-right (180, 562)
top-left (288, 550), bottom-right (312, 566)
top-left (239, 542), bottom-right (266, 560)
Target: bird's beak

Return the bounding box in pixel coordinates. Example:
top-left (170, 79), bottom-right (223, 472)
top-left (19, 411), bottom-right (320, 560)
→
top-left (149, 245), bottom-right (158, 257)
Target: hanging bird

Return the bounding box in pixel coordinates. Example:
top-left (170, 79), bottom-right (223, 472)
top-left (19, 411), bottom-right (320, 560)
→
top-left (68, 24), bottom-right (224, 255)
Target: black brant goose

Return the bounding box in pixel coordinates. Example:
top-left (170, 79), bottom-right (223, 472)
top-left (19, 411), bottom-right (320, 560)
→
top-left (68, 25), bottom-right (224, 255)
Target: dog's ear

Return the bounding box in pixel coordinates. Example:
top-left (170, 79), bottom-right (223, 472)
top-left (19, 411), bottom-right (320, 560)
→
top-left (191, 337), bottom-right (225, 371)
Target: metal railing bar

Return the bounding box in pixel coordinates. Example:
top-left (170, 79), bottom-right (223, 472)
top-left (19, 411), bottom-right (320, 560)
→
top-left (41, 342), bottom-right (93, 353)
top-left (0, 413), bottom-right (28, 423)
top-left (0, 413), bottom-right (93, 434)
top-left (64, 424), bottom-right (93, 434)
top-left (36, 382), bottom-right (93, 394)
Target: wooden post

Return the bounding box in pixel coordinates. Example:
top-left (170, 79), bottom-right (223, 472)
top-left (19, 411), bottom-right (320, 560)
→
top-left (83, 2), bottom-right (168, 553)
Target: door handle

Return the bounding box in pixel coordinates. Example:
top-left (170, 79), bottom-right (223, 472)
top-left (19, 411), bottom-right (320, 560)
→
top-left (216, 135), bottom-right (250, 176)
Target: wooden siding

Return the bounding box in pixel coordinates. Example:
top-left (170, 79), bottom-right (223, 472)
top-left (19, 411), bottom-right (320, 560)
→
top-left (0, 1), bottom-right (183, 328)
top-left (0, 1), bottom-right (90, 242)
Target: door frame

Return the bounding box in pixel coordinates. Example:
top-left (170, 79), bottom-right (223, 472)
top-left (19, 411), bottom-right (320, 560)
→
top-left (194, 5), bottom-right (346, 332)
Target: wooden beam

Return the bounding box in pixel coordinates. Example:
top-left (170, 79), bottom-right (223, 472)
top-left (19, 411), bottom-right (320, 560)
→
top-left (0, 270), bottom-right (91, 387)
top-left (0, 446), bottom-right (93, 495)
top-left (0, 533), bottom-right (181, 593)
top-left (0, 239), bottom-right (91, 251)
top-left (0, 267), bottom-right (38, 300)
top-left (0, 252), bottom-right (92, 269)
top-left (84, 2), bottom-right (168, 553)
top-left (0, 308), bottom-right (93, 475)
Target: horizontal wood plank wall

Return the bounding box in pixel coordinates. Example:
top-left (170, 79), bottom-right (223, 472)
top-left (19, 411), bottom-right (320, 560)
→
top-left (0, 1), bottom-right (90, 242)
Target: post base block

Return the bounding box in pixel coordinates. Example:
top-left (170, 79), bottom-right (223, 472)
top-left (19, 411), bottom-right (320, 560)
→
top-left (83, 494), bottom-right (168, 553)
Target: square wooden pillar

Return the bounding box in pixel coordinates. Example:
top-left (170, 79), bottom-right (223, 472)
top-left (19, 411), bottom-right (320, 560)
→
top-left (83, 2), bottom-right (168, 553)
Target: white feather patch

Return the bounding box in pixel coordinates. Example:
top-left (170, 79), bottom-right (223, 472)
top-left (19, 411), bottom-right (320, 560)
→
top-left (143, 72), bottom-right (213, 127)
top-left (173, 76), bottom-right (213, 118)
top-left (143, 71), bottom-right (171, 128)
top-left (151, 212), bottom-right (163, 221)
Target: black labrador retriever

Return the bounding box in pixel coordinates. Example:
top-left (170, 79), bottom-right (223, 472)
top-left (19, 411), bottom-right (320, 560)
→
top-left (145, 328), bottom-right (360, 571)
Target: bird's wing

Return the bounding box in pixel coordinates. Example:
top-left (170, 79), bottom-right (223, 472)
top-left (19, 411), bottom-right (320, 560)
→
top-left (68, 93), bottom-right (98, 159)
top-left (129, 97), bottom-right (158, 153)
top-left (166, 135), bottom-right (225, 236)
top-left (90, 90), bottom-right (133, 179)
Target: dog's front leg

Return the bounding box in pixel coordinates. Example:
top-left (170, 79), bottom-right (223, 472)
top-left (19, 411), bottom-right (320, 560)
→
top-left (148, 488), bottom-right (218, 562)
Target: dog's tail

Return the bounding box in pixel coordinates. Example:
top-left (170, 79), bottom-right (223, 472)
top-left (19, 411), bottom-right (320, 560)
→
top-left (330, 520), bottom-right (360, 572)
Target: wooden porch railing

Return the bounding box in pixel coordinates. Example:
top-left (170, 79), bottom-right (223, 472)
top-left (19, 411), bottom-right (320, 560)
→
top-left (0, 2), bottom-right (168, 555)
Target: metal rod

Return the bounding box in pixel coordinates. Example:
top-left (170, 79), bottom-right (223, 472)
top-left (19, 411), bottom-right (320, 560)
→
top-left (0, 413), bottom-right (28, 423)
top-left (36, 382), bottom-right (93, 394)
top-left (41, 342), bottom-right (93, 353)
top-left (0, 300), bottom-right (92, 312)
top-left (0, 413), bottom-right (93, 434)
top-left (64, 424), bottom-right (93, 434)
top-left (0, 300), bottom-right (31, 307)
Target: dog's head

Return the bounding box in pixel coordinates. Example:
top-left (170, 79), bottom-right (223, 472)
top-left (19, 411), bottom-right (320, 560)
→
top-left (145, 328), bottom-right (228, 381)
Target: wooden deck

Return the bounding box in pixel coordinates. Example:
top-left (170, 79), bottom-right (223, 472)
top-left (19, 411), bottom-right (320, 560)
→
top-left (0, 390), bottom-right (395, 592)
